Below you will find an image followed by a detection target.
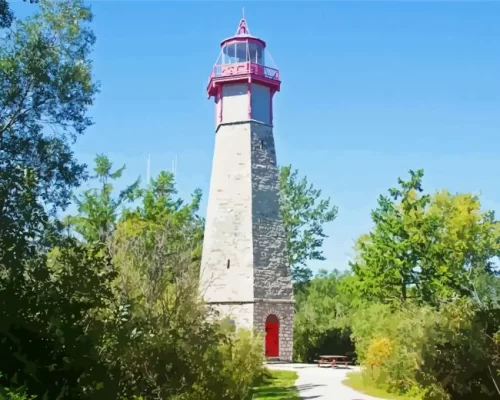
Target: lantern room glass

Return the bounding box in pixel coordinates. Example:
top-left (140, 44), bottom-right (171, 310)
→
top-left (220, 41), bottom-right (265, 65)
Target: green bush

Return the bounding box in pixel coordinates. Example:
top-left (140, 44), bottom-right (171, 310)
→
top-left (89, 220), bottom-right (265, 400)
top-left (219, 329), bottom-right (265, 399)
top-left (350, 300), bottom-right (500, 400)
top-left (0, 384), bottom-right (37, 400)
top-left (351, 303), bottom-right (434, 397)
top-left (293, 270), bottom-right (356, 362)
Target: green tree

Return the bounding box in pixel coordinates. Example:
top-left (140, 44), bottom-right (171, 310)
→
top-left (1, 0), bottom-right (40, 30)
top-left (279, 165), bottom-right (338, 286)
top-left (0, 0), bottom-right (98, 269)
top-left (350, 169), bottom-right (431, 303)
top-left (1, 237), bottom-right (118, 398)
top-left (293, 269), bottom-right (355, 362)
top-left (425, 190), bottom-right (500, 301)
top-left (0, 0), bottom-right (13, 28)
top-left (105, 171), bottom-right (262, 399)
top-left (70, 154), bottom-right (139, 242)
top-left (0, 0), bottom-right (101, 396)
top-left (111, 170), bottom-right (203, 309)
top-left (121, 170), bottom-right (204, 264)
top-left (350, 169), bottom-right (500, 305)
top-left (122, 170), bottom-right (202, 228)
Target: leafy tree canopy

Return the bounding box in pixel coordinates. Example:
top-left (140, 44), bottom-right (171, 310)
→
top-left (0, 0), bottom-right (98, 269)
top-left (0, 0), bottom-right (12, 28)
top-left (70, 154), bottom-right (140, 242)
top-left (350, 169), bottom-right (500, 305)
top-left (279, 165), bottom-right (338, 287)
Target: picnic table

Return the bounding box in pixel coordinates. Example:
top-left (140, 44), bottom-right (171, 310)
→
top-left (314, 355), bottom-right (350, 368)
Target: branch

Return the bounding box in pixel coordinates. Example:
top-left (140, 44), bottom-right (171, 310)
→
top-left (0, 78), bottom-right (35, 139)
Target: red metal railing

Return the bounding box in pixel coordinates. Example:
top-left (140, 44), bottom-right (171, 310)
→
top-left (210, 62), bottom-right (280, 82)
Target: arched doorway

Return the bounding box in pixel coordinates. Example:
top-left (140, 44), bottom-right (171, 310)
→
top-left (265, 314), bottom-right (279, 358)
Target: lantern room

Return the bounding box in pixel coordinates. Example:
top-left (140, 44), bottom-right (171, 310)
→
top-left (207, 18), bottom-right (280, 99)
top-left (220, 36), bottom-right (265, 65)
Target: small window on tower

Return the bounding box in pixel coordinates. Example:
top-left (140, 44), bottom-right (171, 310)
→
top-left (227, 259), bottom-right (230, 269)
top-left (260, 140), bottom-right (264, 150)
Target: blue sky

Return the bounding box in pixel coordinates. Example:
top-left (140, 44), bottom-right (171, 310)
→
top-left (11, 1), bottom-right (500, 273)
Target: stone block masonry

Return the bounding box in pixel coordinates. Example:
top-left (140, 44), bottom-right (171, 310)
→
top-left (199, 121), bottom-right (255, 305)
top-left (202, 18), bottom-right (294, 361)
top-left (249, 121), bottom-right (294, 359)
top-left (200, 119), bottom-right (294, 361)
top-left (250, 122), bottom-right (294, 301)
top-left (254, 301), bottom-right (294, 361)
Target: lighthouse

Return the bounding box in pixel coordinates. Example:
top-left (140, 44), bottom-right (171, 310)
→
top-left (199, 18), bottom-right (294, 361)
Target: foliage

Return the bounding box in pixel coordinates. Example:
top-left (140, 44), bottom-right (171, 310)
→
top-left (120, 170), bottom-right (204, 271)
top-left (1, 164), bottom-right (262, 400)
top-left (293, 269), bottom-right (355, 362)
top-left (0, 239), bottom-right (117, 399)
top-left (293, 169), bottom-right (500, 399)
top-left (350, 169), bottom-right (500, 305)
top-left (123, 171), bottom-right (202, 225)
top-left (343, 372), bottom-right (417, 400)
top-left (0, 383), bottom-right (37, 400)
top-left (344, 170), bottom-right (500, 399)
top-left (0, 0), bottom-right (97, 275)
top-left (3, 3), bottom-right (500, 400)
top-left (0, 0), bottom-right (13, 29)
top-left (350, 300), bottom-right (500, 399)
top-left (365, 337), bottom-right (393, 369)
top-left (104, 201), bottom-right (262, 399)
top-left (350, 303), bottom-right (436, 396)
top-left (219, 329), bottom-right (266, 399)
top-left (1, 2), bottom-right (263, 398)
top-left (279, 165), bottom-right (338, 287)
top-left (0, 0), bottom-right (102, 397)
top-left (0, 0), bottom-right (40, 30)
top-left (1, 0), bottom-right (97, 140)
top-left (69, 154), bottom-right (140, 242)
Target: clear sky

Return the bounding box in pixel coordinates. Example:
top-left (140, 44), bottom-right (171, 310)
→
top-left (11, 1), bottom-right (500, 274)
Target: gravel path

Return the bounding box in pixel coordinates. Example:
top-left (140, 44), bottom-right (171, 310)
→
top-left (266, 363), bottom-right (384, 400)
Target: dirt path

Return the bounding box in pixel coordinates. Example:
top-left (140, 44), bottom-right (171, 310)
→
top-left (266, 363), bottom-right (384, 400)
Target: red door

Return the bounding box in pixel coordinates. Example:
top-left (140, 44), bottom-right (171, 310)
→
top-left (265, 314), bottom-right (279, 358)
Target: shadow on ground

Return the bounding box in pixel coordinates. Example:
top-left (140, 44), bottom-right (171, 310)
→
top-left (296, 383), bottom-right (326, 391)
top-left (251, 385), bottom-right (296, 399)
top-left (252, 381), bottom-right (325, 399)
top-left (296, 383), bottom-right (326, 399)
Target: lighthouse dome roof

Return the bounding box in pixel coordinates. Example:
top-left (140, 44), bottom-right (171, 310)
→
top-left (220, 18), bottom-right (266, 48)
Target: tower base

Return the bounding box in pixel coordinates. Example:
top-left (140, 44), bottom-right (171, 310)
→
top-left (254, 300), bottom-right (294, 362)
top-left (205, 300), bottom-right (294, 361)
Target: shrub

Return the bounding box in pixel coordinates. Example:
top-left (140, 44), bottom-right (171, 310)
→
top-left (365, 337), bottom-right (393, 369)
top-left (351, 303), bottom-right (438, 398)
top-left (219, 329), bottom-right (265, 399)
top-left (0, 385), bottom-right (37, 400)
top-left (351, 300), bottom-right (500, 399)
top-left (96, 221), bottom-right (265, 399)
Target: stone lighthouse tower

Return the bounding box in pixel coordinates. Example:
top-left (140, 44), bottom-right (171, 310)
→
top-left (200, 18), bottom-right (294, 361)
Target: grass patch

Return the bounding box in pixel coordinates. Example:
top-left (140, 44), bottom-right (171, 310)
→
top-left (251, 369), bottom-right (300, 400)
top-left (343, 372), bottom-right (418, 400)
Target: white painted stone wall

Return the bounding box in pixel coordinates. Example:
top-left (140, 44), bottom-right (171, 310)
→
top-left (210, 303), bottom-right (254, 331)
top-left (251, 84), bottom-right (271, 125)
top-left (201, 89), bottom-right (294, 360)
top-left (200, 122), bottom-right (254, 303)
top-left (214, 94), bottom-right (221, 129)
top-left (221, 84), bottom-right (247, 123)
